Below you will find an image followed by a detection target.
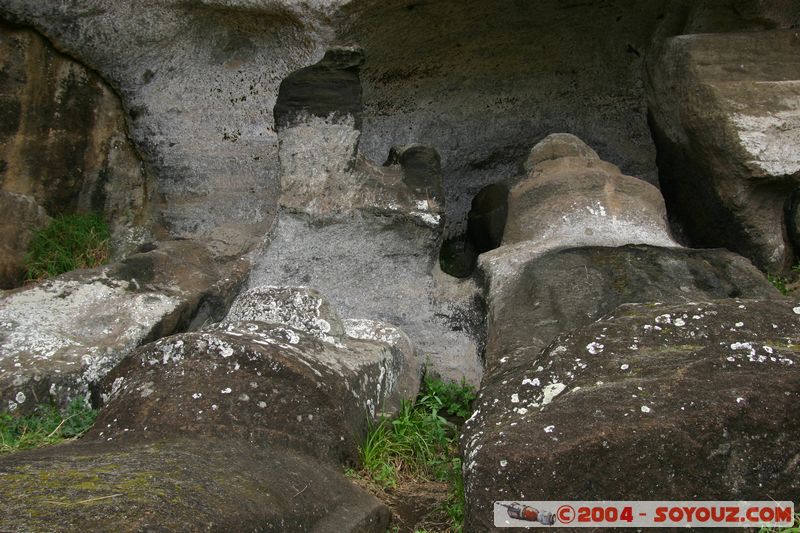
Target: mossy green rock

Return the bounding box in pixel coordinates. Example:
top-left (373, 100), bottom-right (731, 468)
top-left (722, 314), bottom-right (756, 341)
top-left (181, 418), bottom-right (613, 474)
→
top-left (0, 438), bottom-right (389, 532)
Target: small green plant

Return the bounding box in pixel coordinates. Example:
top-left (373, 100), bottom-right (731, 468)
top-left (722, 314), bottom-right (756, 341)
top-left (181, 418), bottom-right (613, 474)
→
top-left (357, 377), bottom-right (476, 532)
top-left (767, 273), bottom-right (790, 295)
top-left (419, 376), bottom-right (477, 420)
top-left (25, 212), bottom-right (110, 281)
top-left (0, 397), bottom-right (98, 453)
top-left (759, 513), bottom-right (800, 533)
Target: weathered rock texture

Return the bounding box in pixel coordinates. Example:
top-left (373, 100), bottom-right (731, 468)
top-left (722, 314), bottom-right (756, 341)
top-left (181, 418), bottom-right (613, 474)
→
top-left (248, 47), bottom-right (484, 384)
top-left (0, 21), bottom-right (154, 259)
top-left (0, 191), bottom-right (49, 289)
top-left (463, 299), bottom-right (800, 531)
top-left (502, 133), bottom-right (678, 251)
top-left (0, 438), bottom-right (390, 533)
top-left (0, 240), bottom-right (248, 414)
top-left (341, 0), bottom-right (799, 233)
top-left (482, 244), bottom-right (780, 373)
top-left (97, 296), bottom-right (419, 464)
top-left (0, 285), bottom-right (419, 532)
top-left (646, 29), bottom-right (800, 272)
top-left (0, 1), bottom-right (338, 240)
top-left (2, 1), bottom-right (796, 240)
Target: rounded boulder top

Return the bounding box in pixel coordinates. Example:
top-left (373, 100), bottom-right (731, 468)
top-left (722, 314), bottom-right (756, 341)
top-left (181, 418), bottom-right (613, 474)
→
top-left (524, 133), bottom-right (600, 175)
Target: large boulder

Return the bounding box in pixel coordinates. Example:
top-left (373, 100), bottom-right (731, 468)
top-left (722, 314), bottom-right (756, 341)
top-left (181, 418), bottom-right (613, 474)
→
top-left (95, 301), bottom-right (419, 464)
top-left (0, 191), bottom-right (50, 289)
top-left (462, 299), bottom-right (800, 531)
top-left (0, 21), bottom-right (154, 259)
top-left (0, 240), bottom-right (248, 414)
top-left (0, 438), bottom-right (390, 532)
top-left (0, 285), bottom-right (421, 532)
top-left (464, 134), bottom-right (789, 531)
top-left (481, 244), bottom-right (780, 372)
top-left (646, 30), bottom-right (800, 272)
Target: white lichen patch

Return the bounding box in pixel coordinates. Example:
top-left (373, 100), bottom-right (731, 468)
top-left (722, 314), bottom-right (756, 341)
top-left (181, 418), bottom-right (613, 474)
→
top-left (411, 211), bottom-right (441, 226)
top-left (224, 286), bottom-right (343, 345)
top-left (586, 342), bottom-right (604, 355)
top-left (541, 383), bottom-right (566, 405)
top-left (0, 273), bottom-right (180, 405)
top-left (344, 319), bottom-right (404, 346)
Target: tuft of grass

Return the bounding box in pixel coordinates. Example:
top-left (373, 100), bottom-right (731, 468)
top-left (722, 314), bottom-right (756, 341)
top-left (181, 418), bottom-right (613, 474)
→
top-left (767, 273), bottom-right (790, 295)
top-left (418, 376), bottom-right (477, 421)
top-left (0, 398), bottom-right (99, 454)
top-left (357, 377), bottom-right (476, 532)
top-left (759, 513), bottom-right (800, 533)
top-left (25, 212), bottom-right (110, 281)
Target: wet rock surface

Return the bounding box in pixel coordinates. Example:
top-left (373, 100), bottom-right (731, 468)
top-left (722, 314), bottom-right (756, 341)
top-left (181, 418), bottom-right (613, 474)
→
top-left (646, 29), bottom-right (800, 272)
top-left (462, 299), bottom-right (800, 531)
top-left (0, 240), bottom-right (248, 414)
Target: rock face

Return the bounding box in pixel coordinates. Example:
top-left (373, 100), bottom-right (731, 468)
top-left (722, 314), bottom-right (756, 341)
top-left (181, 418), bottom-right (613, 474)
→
top-left (2, 1), bottom-right (795, 241)
top-left (344, 0), bottom-right (799, 233)
top-left (0, 191), bottom-right (49, 289)
top-left (646, 30), bottom-right (800, 272)
top-left (0, 1), bottom-right (335, 239)
top-left (0, 240), bottom-right (248, 414)
top-left (0, 22), bottom-right (154, 260)
top-left (248, 50), bottom-right (484, 384)
top-left (0, 286), bottom-right (419, 532)
top-left (463, 299), bottom-right (800, 531)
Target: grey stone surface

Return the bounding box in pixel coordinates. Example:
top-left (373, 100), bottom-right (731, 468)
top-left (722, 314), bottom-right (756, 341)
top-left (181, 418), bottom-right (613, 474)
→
top-left (463, 299), bottom-right (800, 531)
top-left (247, 211), bottom-right (482, 384)
top-left (344, 0), bottom-right (799, 235)
top-left (646, 29), bottom-right (800, 272)
top-left (0, 240), bottom-right (248, 414)
top-left (2, 0), bottom-right (795, 243)
top-left (0, 0), bottom-right (339, 239)
top-left (250, 76), bottom-right (482, 383)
